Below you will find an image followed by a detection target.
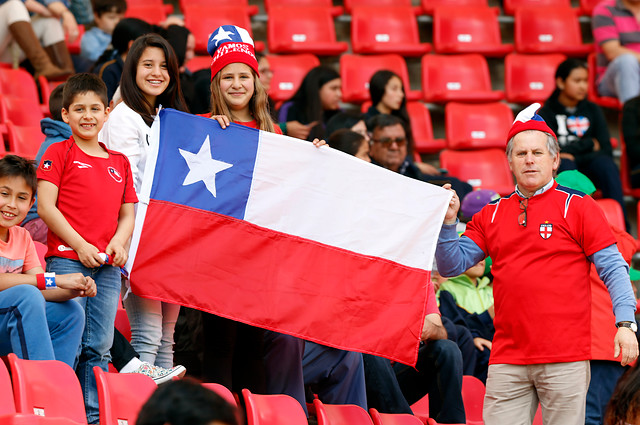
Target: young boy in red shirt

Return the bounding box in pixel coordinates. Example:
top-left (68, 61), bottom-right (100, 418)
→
top-left (37, 73), bottom-right (137, 424)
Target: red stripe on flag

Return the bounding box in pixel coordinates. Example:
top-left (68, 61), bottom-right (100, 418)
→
top-left (129, 199), bottom-right (429, 365)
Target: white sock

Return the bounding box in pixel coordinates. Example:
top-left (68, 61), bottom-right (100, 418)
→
top-left (119, 357), bottom-right (143, 374)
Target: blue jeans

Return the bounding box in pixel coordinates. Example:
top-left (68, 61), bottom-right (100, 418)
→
top-left (585, 360), bottom-right (626, 425)
top-left (122, 292), bottom-right (180, 368)
top-left (598, 53), bottom-right (640, 104)
top-left (0, 284), bottom-right (84, 367)
top-left (47, 257), bottom-right (121, 424)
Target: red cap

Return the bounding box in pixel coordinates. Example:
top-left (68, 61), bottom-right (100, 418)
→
top-left (507, 103), bottom-right (557, 143)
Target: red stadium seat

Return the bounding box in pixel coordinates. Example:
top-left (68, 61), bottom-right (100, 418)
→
top-left (266, 54), bottom-right (321, 102)
top-left (422, 54), bottom-right (504, 103)
top-left (0, 96), bottom-right (43, 128)
top-left (461, 376), bottom-right (485, 425)
top-left (587, 53), bottom-right (622, 110)
top-left (514, 7), bottom-right (593, 56)
top-left (124, 5), bottom-right (167, 25)
top-left (201, 383), bottom-right (237, 406)
top-left (0, 68), bottom-right (48, 116)
top-left (34, 241), bottom-right (47, 267)
top-left (445, 102), bottom-right (514, 150)
top-left (439, 148), bottom-right (515, 195)
top-left (579, 0), bottom-right (601, 15)
top-left (594, 199), bottom-right (626, 231)
top-left (265, 0), bottom-right (342, 16)
top-left (179, 0), bottom-right (257, 14)
top-left (369, 408), bottom-right (425, 425)
top-left (183, 6), bottom-right (264, 55)
top-left (114, 308), bottom-right (131, 341)
top-left (432, 6), bottom-right (513, 57)
top-left (4, 122), bottom-right (40, 159)
top-left (242, 389), bottom-right (307, 425)
top-left (617, 134), bottom-right (640, 197)
top-left (504, 53), bottom-right (567, 104)
top-left (350, 7), bottom-right (431, 56)
top-left (94, 367), bottom-right (156, 425)
top-left (314, 399), bottom-right (374, 425)
top-left (65, 25), bottom-right (84, 56)
top-left (126, 0), bottom-right (174, 15)
top-left (503, 0), bottom-right (572, 15)
top-left (7, 354), bottom-right (88, 424)
top-left (421, 0), bottom-right (488, 14)
top-left (344, 0), bottom-right (421, 14)
top-left (185, 55), bottom-right (213, 72)
top-left (406, 102), bottom-right (447, 154)
top-left (267, 6), bottom-right (348, 55)
top-left (340, 54), bottom-right (420, 103)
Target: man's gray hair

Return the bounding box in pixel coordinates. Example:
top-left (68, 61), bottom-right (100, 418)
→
top-left (506, 130), bottom-right (559, 161)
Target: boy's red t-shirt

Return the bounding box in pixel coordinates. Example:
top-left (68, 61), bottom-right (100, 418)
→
top-left (37, 137), bottom-right (138, 260)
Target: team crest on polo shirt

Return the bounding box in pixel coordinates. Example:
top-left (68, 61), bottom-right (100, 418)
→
top-left (108, 167), bottom-right (122, 183)
top-left (41, 160), bottom-right (52, 171)
top-left (539, 221), bottom-right (553, 239)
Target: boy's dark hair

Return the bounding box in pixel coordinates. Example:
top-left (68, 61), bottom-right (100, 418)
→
top-left (49, 83), bottom-right (65, 121)
top-left (328, 129), bottom-right (365, 157)
top-left (0, 155), bottom-right (37, 199)
top-left (91, 0), bottom-right (127, 17)
top-left (62, 73), bottom-right (108, 110)
top-left (136, 379), bottom-right (239, 425)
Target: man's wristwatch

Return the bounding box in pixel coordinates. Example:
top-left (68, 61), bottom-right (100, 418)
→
top-left (616, 321), bottom-right (638, 332)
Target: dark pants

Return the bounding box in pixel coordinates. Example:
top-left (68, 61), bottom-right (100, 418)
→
top-left (585, 360), bottom-right (626, 425)
top-left (201, 313), bottom-right (266, 393)
top-left (364, 339), bottom-right (466, 424)
top-left (560, 154), bottom-right (628, 230)
top-left (110, 327), bottom-right (138, 371)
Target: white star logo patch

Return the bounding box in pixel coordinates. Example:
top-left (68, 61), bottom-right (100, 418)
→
top-left (179, 135), bottom-right (232, 198)
top-left (211, 27), bottom-right (234, 46)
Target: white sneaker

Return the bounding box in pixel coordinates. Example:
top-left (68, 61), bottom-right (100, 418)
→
top-left (131, 361), bottom-right (186, 385)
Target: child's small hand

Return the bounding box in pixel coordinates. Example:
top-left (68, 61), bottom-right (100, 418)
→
top-left (79, 277), bottom-right (97, 298)
top-left (105, 241), bottom-right (128, 268)
top-left (311, 138), bottom-right (326, 148)
top-left (210, 115), bottom-right (231, 129)
top-left (76, 243), bottom-right (103, 268)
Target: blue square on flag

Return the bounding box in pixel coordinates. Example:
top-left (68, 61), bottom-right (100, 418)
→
top-left (149, 110), bottom-right (259, 220)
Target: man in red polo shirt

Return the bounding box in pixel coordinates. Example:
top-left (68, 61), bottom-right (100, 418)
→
top-left (435, 103), bottom-right (639, 425)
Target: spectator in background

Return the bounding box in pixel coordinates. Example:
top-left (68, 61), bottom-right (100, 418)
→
top-left (0, 0), bottom-right (71, 79)
top-left (324, 111), bottom-right (370, 142)
top-left (605, 363), bottom-right (640, 425)
top-left (592, 0), bottom-right (640, 103)
top-left (621, 94), bottom-right (640, 188)
top-left (367, 114), bottom-right (473, 200)
top-left (328, 129), bottom-right (370, 162)
top-left (80, 0), bottom-right (126, 62)
top-left (93, 17), bottom-right (152, 102)
top-left (136, 379), bottom-right (239, 425)
top-left (538, 58), bottom-right (627, 230)
top-left (68, 0), bottom-right (92, 25)
top-left (280, 66), bottom-right (342, 141)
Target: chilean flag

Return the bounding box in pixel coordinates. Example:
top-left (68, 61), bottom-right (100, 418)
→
top-left (127, 109), bottom-right (451, 365)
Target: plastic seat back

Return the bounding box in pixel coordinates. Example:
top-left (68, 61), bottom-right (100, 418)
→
top-left (339, 54), bottom-right (419, 103)
top-left (514, 7), bottom-right (592, 55)
top-left (0, 359), bottom-right (16, 416)
top-left (5, 122), bottom-right (42, 159)
top-left (345, 0), bottom-right (418, 14)
top-left (422, 54), bottom-right (504, 103)
top-left (183, 6), bottom-right (262, 55)
top-left (406, 102), bottom-right (446, 154)
top-left (314, 399), bottom-right (374, 425)
top-left (267, 6), bottom-right (348, 55)
top-left (264, 0), bottom-right (342, 16)
top-left (242, 389), bottom-right (307, 425)
top-left (421, 0), bottom-right (488, 14)
top-left (369, 408), bottom-right (424, 425)
top-left (445, 102), bottom-right (514, 150)
top-left (587, 52), bottom-right (621, 110)
top-left (94, 367), bottom-right (156, 425)
top-left (594, 199), bottom-right (626, 231)
top-left (461, 375), bottom-right (485, 423)
top-left (433, 6), bottom-right (513, 56)
top-left (618, 133), bottom-right (640, 197)
top-left (505, 53), bottom-right (567, 104)
top-left (124, 5), bottom-right (167, 25)
top-left (266, 54), bottom-right (321, 102)
top-left (0, 68), bottom-right (41, 104)
top-left (503, 0), bottom-right (572, 15)
top-left (201, 383), bottom-right (237, 407)
top-left (351, 6), bottom-right (430, 56)
top-left (7, 354), bottom-right (87, 423)
top-left (0, 96), bottom-right (43, 128)
top-left (439, 148), bottom-right (515, 195)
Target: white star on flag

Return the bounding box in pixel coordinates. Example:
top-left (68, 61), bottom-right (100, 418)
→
top-left (211, 27), bottom-right (234, 46)
top-left (179, 136), bottom-right (232, 198)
